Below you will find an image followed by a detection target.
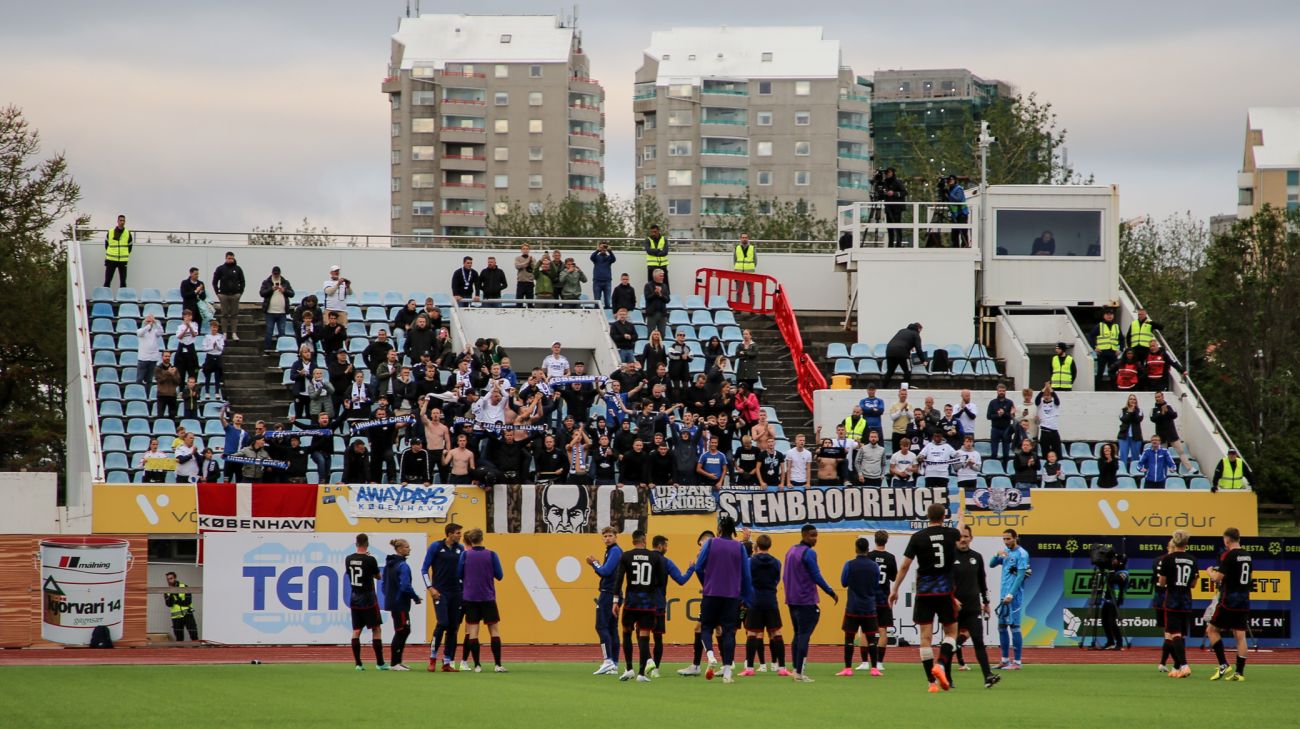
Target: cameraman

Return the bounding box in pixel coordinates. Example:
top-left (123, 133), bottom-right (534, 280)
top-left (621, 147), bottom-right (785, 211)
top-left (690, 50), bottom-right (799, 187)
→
top-left (946, 175), bottom-right (969, 247)
top-left (1097, 551), bottom-right (1129, 650)
top-left (868, 170), bottom-right (886, 225)
top-left (323, 265), bottom-right (352, 325)
top-left (880, 168), bottom-right (908, 247)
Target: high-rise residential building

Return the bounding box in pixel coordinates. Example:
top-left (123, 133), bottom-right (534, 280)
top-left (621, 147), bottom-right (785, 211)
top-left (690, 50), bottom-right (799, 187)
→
top-left (384, 14), bottom-right (604, 243)
top-left (633, 26), bottom-right (870, 239)
top-left (1238, 107), bottom-right (1300, 217)
top-left (870, 68), bottom-right (1012, 176)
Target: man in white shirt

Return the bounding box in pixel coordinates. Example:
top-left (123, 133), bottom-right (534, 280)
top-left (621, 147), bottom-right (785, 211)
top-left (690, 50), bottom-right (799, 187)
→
top-left (174, 432), bottom-right (199, 482)
top-left (783, 434), bottom-right (813, 489)
top-left (918, 430), bottom-right (958, 489)
top-left (473, 385), bottom-right (512, 426)
top-left (542, 341), bottom-right (571, 379)
top-left (136, 314), bottom-right (165, 386)
top-left (954, 389), bottom-right (978, 439)
top-left (888, 438), bottom-right (918, 487)
top-left (323, 265), bottom-right (350, 325)
top-left (955, 435), bottom-right (982, 489)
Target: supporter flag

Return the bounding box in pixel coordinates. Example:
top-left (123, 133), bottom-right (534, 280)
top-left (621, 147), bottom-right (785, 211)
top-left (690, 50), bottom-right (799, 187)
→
top-left (197, 483), bottom-right (318, 534)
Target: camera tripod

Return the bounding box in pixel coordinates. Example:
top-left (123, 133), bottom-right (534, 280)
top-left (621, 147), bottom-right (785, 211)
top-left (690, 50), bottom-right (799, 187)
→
top-left (1080, 567), bottom-right (1130, 650)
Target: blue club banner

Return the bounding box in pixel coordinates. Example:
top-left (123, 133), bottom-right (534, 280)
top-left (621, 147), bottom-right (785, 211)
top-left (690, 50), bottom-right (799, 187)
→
top-left (716, 484), bottom-right (960, 532)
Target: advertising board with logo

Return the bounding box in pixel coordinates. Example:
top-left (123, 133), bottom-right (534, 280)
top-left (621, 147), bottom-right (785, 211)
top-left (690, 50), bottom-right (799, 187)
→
top-left (487, 484), bottom-right (647, 534)
top-left (202, 532), bottom-right (428, 645)
top-left (92, 484), bottom-right (199, 534)
top-left (717, 484), bottom-right (958, 532)
top-left (962, 490), bottom-right (1257, 536)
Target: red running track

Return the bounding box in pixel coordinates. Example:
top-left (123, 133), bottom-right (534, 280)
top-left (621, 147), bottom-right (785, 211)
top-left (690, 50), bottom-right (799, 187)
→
top-left (2, 644), bottom-right (1299, 667)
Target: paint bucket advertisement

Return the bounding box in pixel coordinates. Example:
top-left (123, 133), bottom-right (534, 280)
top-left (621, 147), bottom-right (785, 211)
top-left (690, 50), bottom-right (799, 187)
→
top-left (38, 536), bottom-right (133, 644)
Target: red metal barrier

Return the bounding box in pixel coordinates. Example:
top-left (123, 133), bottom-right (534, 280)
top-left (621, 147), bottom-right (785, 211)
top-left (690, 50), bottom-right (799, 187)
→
top-left (694, 268), bottom-right (826, 411)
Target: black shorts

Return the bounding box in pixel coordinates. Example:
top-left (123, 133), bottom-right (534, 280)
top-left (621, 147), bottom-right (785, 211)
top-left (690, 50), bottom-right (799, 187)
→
top-left (814, 477), bottom-right (841, 486)
top-left (351, 604), bottom-right (381, 631)
top-left (1164, 609), bottom-right (1191, 636)
top-left (744, 606), bottom-right (783, 631)
top-left (1210, 606), bottom-right (1248, 633)
top-left (699, 596), bottom-right (741, 631)
top-left (875, 605), bottom-right (894, 629)
top-left (621, 608), bottom-right (656, 632)
top-left (842, 613), bottom-right (879, 635)
top-left (464, 600), bottom-right (501, 625)
top-left (913, 593), bottom-right (958, 626)
top-left (654, 611), bottom-right (667, 635)
top-left (957, 610), bottom-right (984, 640)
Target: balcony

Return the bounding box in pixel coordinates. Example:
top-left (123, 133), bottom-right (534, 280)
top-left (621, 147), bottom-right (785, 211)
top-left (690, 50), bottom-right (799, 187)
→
top-left (569, 75), bottom-right (601, 89)
top-left (837, 122), bottom-right (870, 134)
top-left (702, 88), bottom-right (747, 97)
top-left (438, 69), bottom-right (486, 79)
top-left (440, 156), bottom-right (486, 173)
top-left (569, 185), bottom-right (603, 196)
top-left (700, 142), bottom-right (748, 157)
top-left (381, 76), bottom-right (401, 94)
top-left (440, 207), bottom-right (487, 219)
top-left (441, 184), bottom-right (486, 200)
top-left (633, 91), bottom-right (657, 102)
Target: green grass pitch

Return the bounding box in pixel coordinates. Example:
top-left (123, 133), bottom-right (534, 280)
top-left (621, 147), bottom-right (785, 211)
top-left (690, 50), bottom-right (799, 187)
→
top-left (1, 662), bottom-right (1296, 728)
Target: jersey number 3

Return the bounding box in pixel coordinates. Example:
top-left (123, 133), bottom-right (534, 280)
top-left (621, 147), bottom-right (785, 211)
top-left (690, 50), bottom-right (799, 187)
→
top-left (932, 543), bottom-right (946, 568)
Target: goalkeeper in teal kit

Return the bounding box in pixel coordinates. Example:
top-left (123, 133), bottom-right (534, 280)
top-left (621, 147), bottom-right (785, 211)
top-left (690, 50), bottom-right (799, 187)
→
top-left (988, 528), bottom-right (1030, 669)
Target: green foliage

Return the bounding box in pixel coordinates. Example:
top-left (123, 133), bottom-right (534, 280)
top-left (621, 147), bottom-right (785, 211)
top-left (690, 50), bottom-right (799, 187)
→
top-left (0, 105), bottom-right (76, 478)
top-left (487, 195), bottom-right (630, 240)
top-left (695, 191), bottom-right (837, 243)
top-left (248, 218), bottom-right (358, 247)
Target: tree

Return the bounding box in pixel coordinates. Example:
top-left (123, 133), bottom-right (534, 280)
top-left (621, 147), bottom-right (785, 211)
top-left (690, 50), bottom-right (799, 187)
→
top-left (698, 191), bottom-right (836, 244)
top-left (248, 217), bottom-right (357, 247)
top-left (1118, 212), bottom-right (1210, 320)
top-left (892, 93), bottom-right (1089, 201)
top-left (0, 105), bottom-right (79, 481)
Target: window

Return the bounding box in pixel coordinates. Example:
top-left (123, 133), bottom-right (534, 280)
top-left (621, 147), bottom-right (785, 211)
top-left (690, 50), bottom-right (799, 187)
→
top-left (668, 110), bottom-right (692, 126)
top-left (669, 84), bottom-right (693, 98)
top-left (529, 64), bottom-right (543, 78)
top-left (391, 149), bottom-right (401, 165)
top-left (636, 155), bottom-right (642, 169)
top-left (757, 201), bottom-right (772, 216)
top-left (795, 111), bottom-right (811, 126)
top-left (411, 118), bottom-right (435, 133)
top-left (494, 119), bottom-right (509, 133)
top-left (1289, 170), bottom-right (1300, 186)
top-left (494, 174), bottom-right (509, 189)
top-left (643, 145), bottom-right (656, 160)
top-left (499, 34), bottom-right (512, 43)
top-left (494, 92), bottom-right (509, 106)
top-left (761, 52), bottom-right (773, 62)
top-left (756, 111), bottom-right (773, 126)
top-left (412, 66), bottom-right (434, 78)
top-left (667, 170), bottom-right (692, 186)
top-left (412, 201), bottom-right (435, 216)
top-left (758, 81), bottom-right (772, 95)
top-left (411, 174), bottom-right (435, 188)
top-left (795, 81), bottom-right (811, 96)
top-left (756, 141), bottom-right (773, 157)
top-left (757, 170), bottom-right (772, 186)
top-left (391, 177), bottom-right (400, 192)
top-left (391, 122), bottom-right (401, 137)
top-left (898, 81), bottom-right (911, 94)
top-left (795, 141), bottom-right (811, 156)
top-left (642, 174), bottom-right (657, 189)
top-left (529, 174), bottom-right (543, 189)
top-left (412, 90), bottom-right (435, 105)
top-left (390, 94), bottom-right (401, 110)
top-left (528, 92), bottom-right (543, 106)
top-left (391, 204), bottom-right (401, 220)
top-left (794, 170), bottom-right (810, 186)
top-left (529, 119), bottom-right (543, 133)
top-left (1238, 188), bottom-right (1254, 206)
top-left (528, 202), bottom-right (544, 214)
top-left (644, 113), bottom-right (657, 130)
top-left (635, 123), bottom-right (644, 140)
top-left (494, 147), bottom-right (509, 161)
top-left (529, 146), bottom-right (543, 161)
top-left (668, 140), bottom-right (692, 157)
top-left (668, 199), bottom-right (692, 215)
top-left (410, 146), bottom-right (435, 161)
top-left (494, 64), bottom-right (508, 78)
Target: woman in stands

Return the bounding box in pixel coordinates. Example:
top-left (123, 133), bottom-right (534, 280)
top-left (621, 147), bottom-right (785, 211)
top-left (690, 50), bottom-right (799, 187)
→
top-left (668, 329), bottom-right (694, 395)
top-left (343, 370), bottom-right (373, 423)
top-left (733, 383), bottom-right (760, 430)
top-left (642, 329), bottom-right (667, 374)
top-left (139, 437), bottom-right (169, 483)
top-left (1096, 442), bottom-right (1120, 489)
top-left (703, 335), bottom-right (725, 363)
top-left (1011, 437), bottom-right (1041, 487)
top-left (1117, 393), bottom-right (1144, 467)
top-left (734, 330), bottom-right (760, 393)
top-left (392, 299), bottom-right (419, 334)
top-left (174, 309), bottom-right (201, 384)
top-left (1115, 349), bottom-right (1143, 392)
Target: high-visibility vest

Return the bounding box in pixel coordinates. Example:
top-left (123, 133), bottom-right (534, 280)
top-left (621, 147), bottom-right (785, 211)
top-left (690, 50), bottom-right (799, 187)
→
top-left (842, 416), bottom-right (867, 442)
top-left (1050, 354), bottom-right (1075, 390)
top-left (1095, 322), bottom-right (1120, 352)
top-left (1217, 458), bottom-right (1245, 490)
top-left (734, 244), bottom-right (756, 272)
top-left (1116, 363), bottom-right (1140, 390)
top-left (1129, 319), bottom-right (1154, 349)
top-left (1145, 352), bottom-right (1167, 380)
top-left (645, 236), bottom-right (668, 267)
top-left (105, 228), bottom-right (132, 262)
top-left (168, 583), bottom-right (192, 618)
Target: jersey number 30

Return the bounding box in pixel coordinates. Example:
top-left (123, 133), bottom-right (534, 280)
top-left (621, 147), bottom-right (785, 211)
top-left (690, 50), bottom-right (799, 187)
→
top-left (631, 561), bottom-right (653, 586)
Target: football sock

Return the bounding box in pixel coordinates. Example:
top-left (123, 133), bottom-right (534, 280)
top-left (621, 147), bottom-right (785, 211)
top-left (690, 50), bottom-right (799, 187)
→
top-left (999, 625), bottom-right (1011, 661)
top-left (372, 639), bottom-right (385, 666)
top-left (469, 638), bottom-right (481, 667)
top-left (392, 628), bottom-right (409, 666)
top-left (719, 630), bottom-right (736, 666)
top-left (622, 630), bottom-right (635, 670)
top-left (756, 640), bottom-right (766, 666)
top-left (878, 643), bottom-right (888, 665)
top-left (955, 645), bottom-right (966, 666)
top-left (446, 631), bottom-right (459, 664)
top-left (351, 638), bottom-right (362, 666)
top-left (431, 625), bottom-right (444, 659)
top-left (1011, 631), bottom-right (1023, 662)
top-left (843, 633), bottom-right (856, 668)
top-left (745, 636), bottom-right (759, 668)
top-left (1212, 640), bottom-right (1227, 666)
top-left (638, 634), bottom-right (651, 675)
top-left (920, 646), bottom-right (935, 683)
top-left (692, 633), bottom-right (703, 666)
top-left (1160, 639), bottom-right (1171, 666)
top-left (770, 636), bottom-right (786, 668)
top-left (462, 636), bottom-right (472, 663)
top-left (866, 642), bottom-right (878, 668)
top-left (974, 641), bottom-right (992, 678)
top-left (939, 637), bottom-right (956, 664)
top-left (653, 633), bottom-right (665, 667)
top-left (1236, 655), bottom-right (1246, 676)
top-left (490, 637), bottom-right (502, 667)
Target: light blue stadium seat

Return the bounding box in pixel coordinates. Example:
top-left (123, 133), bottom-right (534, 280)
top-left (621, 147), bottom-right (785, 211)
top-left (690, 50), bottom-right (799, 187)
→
top-left (951, 359), bottom-right (973, 375)
top-left (165, 304), bottom-right (183, 319)
top-left (115, 288), bottom-right (138, 303)
top-left (857, 359), bottom-right (881, 375)
top-left (981, 460), bottom-right (1005, 476)
top-left (125, 401), bottom-right (151, 418)
top-left (827, 343), bottom-right (849, 360)
top-left (203, 421), bottom-right (225, 437)
top-left (690, 310), bottom-right (713, 326)
top-left (91, 286), bottom-right (113, 303)
top-left (627, 310), bottom-right (645, 325)
top-left (126, 418), bottom-right (151, 435)
top-left (164, 288), bottom-right (183, 304)
top-left (1059, 460), bottom-right (1079, 476)
top-left (707, 297), bottom-right (730, 311)
top-left (99, 384), bottom-right (126, 402)
top-left (118, 351), bottom-right (138, 368)
top-left (276, 336), bottom-right (298, 353)
top-left (833, 359), bottom-right (856, 375)
top-left (675, 325), bottom-right (697, 341)
top-left (1069, 442), bottom-right (1093, 460)
top-left (201, 402), bottom-right (224, 419)
top-left (1065, 476), bottom-right (1088, 489)
top-left (93, 334), bottom-right (116, 350)
top-left (115, 319), bottom-right (139, 334)
top-left (849, 343), bottom-right (872, 358)
top-left (761, 406), bottom-right (778, 422)
top-left (104, 470), bottom-right (130, 483)
top-left (634, 324), bottom-right (648, 340)
top-left (872, 343), bottom-right (887, 357)
top-left (104, 453), bottom-right (130, 471)
top-left (685, 295), bottom-right (706, 310)
top-left (1117, 476), bottom-right (1138, 490)
top-left (91, 302), bottom-right (115, 319)
top-left (359, 291), bottom-right (382, 306)
top-left (99, 401), bottom-right (124, 418)
top-left (91, 318), bottom-right (114, 334)
top-left (687, 341), bottom-right (703, 358)
top-left (94, 351), bottom-right (118, 367)
top-left (100, 418), bottom-right (125, 435)
top-left (431, 293), bottom-right (453, 307)
top-left (967, 344), bottom-right (989, 359)
top-left (990, 476), bottom-right (1013, 490)
top-left (721, 326), bottom-right (743, 343)
top-left (383, 291), bottom-right (404, 306)
top-left (123, 384), bottom-right (147, 401)
top-left (179, 419), bottom-right (202, 434)
top-left (95, 368), bottom-right (119, 384)
top-left (774, 439), bottom-right (791, 454)
top-left (142, 303), bottom-right (165, 318)
top-left (102, 435), bottom-right (127, 453)
top-left (352, 354), bottom-right (369, 371)
top-left (1116, 461), bottom-right (1129, 476)
top-left (127, 435), bottom-right (153, 453)
top-left (668, 310), bottom-right (690, 326)
top-left (346, 323), bottom-right (367, 337)
top-left (1189, 477), bottom-right (1212, 491)
top-left (330, 454), bottom-right (345, 472)
top-left (154, 420), bottom-right (177, 437)
top-left (769, 423), bottom-right (786, 440)
top-left (368, 323), bottom-right (391, 338)
top-left (975, 359), bottom-right (998, 376)
top-left (713, 311), bottom-right (737, 327)
top-left (695, 325), bottom-right (718, 342)
top-left (974, 441), bottom-right (992, 457)
top-left (365, 307), bottom-right (387, 323)
top-left (118, 303), bottom-right (141, 319)
top-left (117, 334), bottom-right (138, 352)
top-left (119, 367), bottom-right (137, 383)
top-left (666, 295), bottom-right (685, 311)
top-left (1165, 477), bottom-right (1188, 490)
top-left (688, 358), bottom-right (705, 374)
top-left (138, 288), bottom-right (162, 304)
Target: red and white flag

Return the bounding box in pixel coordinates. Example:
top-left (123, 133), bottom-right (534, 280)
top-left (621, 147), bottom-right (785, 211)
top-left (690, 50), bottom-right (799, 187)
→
top-left (197, 483), bottom-right (317, 533)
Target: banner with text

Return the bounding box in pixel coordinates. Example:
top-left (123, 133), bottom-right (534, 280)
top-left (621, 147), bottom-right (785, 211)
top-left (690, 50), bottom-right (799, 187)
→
top-left (487, 484), bottom-right (647, 534)
top-left (315, 485), bottom-right (485, 534)
top-left (346, 484), bottom-right (457, 519)
top-left (716, 484), bottom-right (959, 532)
top-left (648, 485), bottom-right (718, 515)
top-left (961, 489), bottom-right (1257, 537)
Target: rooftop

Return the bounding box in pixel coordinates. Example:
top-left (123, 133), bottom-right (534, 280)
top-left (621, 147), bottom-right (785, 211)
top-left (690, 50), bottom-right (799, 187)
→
top-left (392, 14), bottom-right (575, 70)
top-left (644, 26), bottom-right (842, 84)
top-left (1246, 107), bottom-right (1300, 169)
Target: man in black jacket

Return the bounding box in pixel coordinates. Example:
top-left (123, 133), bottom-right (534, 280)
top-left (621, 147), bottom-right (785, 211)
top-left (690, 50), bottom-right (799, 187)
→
top-left (398, 439), bottom-right (434, 484)
top-left (880, 168), bottom-right (908, 247)
top-left (478, 256), bottom-right (509, 304)
top-left (644, 270), bottom-right (669, 339)
top-left (259, 266), bottom-right (295, 351)
top-left (610, 308), bottom-right (638, 364)
top-left (451, 256), bottom-right (480, 303)
top-left (953, 526), bottom-right (999, 688)
top-left (881, 323), bottom-right (925, 389)
top-left (180, 267), bottom-right (206, 318)
top-left (212, 251), bottom-right (246, 340)
top-left (611, 273), bottom-right (638, 313)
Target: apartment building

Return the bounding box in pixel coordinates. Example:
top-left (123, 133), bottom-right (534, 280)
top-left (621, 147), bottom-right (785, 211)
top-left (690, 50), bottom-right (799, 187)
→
top-left (384, 14), bottom-right (604, 243)
top-left (870, 68), bottom-right (1012, 176)
top-left (633, 26), bottom-right (870, 239)
top-left (1238, 107), bottom-right (1300, 217)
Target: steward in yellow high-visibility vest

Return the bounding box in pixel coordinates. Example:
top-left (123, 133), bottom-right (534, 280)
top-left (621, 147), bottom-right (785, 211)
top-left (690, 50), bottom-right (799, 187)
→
top-left (1212, 450), bottom-right (1252, 492)
top-left (103, 214), bottom-right (133, 287)
top-left (732, 233), bottom-right (758, 303)
top-left (1128, 308), bottom-right (1158, 359)
top-left (1050, 342), bottom-right (1076, 390)
top-left (644, 224), bottom-right (669, 288)
top-left (842, 412), bottom-right (868, 442)
top-left (164, 572), bottom-right (199, 641)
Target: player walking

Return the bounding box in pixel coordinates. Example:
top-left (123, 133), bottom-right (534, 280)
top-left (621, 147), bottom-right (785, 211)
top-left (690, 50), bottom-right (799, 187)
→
top-left (1157, 529), bottom-right (1197, 678)
top-left (889, 502), bottom-right (961, 692)
top-left (694, 516), bottom-right (753, 684)
top-left (381, 538), bottom-right (422, 671)
top-left (742, 534), bottom-right (788, 676)
top-left (678, 530), bottom-right (716, 677)
top-left (953, 525), bottom-right (1000, 688)
top-left (345, 533), bottom-right (387, 671)
top-left (1207, 527), bottom-right (1251, 682)
top-left (422, 522), bottom-right (465, 672)
top-left (836, 537), bottom-right (881, 677)
top-left (588, 526), bottom-right (625, 676)
top-left (784, 524), bottom-right (839, 683)
top-left (989, 528), bottom-right (1030, 669)
top-left (614, 530), bottom-right (667, 682)
top-left (457, 528), bottom-right (506, 673)
top-left (650, 535), bottom-right (696, 677)
top-left (1152, 539), bottom-right (1172, 672)
top-left (863, 531), bottom-right (897, 674)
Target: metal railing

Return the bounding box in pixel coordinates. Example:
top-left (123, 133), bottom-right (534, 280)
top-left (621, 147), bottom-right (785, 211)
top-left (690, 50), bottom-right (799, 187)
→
top-left (836, 201), bottom-right (977, 250)
top-left (65, 238), bottom-right (106, 484)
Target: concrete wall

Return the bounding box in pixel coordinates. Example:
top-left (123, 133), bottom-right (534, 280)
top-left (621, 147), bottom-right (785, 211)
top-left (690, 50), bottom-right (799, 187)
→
top-left (1001, 311), bottom-right (1096, 391)
top-left (850, 247), bottom-right (977, 347)
top-left (454, 307), bottom-right (621, 375)
top-left (79, 243), bottom-right (847, 313)
top-left (148, 562), bottom-right (202, 637)
top-left (0, 473), bottom-right (58, 534)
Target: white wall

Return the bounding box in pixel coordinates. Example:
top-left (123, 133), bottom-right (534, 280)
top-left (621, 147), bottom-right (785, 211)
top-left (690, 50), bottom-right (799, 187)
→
top-left (148, 562), bottom-right (202, 637)
top-left (78, 243), bottom-right (848, 313)
top-left (0, 473), bottom-right (58, 534)
top-left (849, 247), bottom-right (978, 347)
top-left (455, 307), bottom-right (621, 375)
top-left (995, 314), bottom-right (1030, 390)
top-left (1001, 311), bottom-right (1096, 391)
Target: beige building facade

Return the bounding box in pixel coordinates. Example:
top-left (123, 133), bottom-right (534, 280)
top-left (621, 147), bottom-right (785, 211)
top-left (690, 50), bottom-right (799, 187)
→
top-left (1238, 107), bottom-right (1300, 217)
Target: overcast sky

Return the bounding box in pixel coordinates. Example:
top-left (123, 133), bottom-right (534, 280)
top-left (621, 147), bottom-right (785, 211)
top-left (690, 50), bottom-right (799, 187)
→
top-left (4, 0), bottom-right (1297, 234)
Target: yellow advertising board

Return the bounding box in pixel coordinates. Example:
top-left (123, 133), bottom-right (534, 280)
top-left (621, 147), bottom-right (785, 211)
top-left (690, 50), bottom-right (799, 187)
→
top-left (963, 490), bottom-right (1257, 537)
top-left (314, 485), bottom-right (486, 537)
top-left (1192, 570), bottom-right (1290, 602)
top-left (92, 484), bottom-right (198, 534)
